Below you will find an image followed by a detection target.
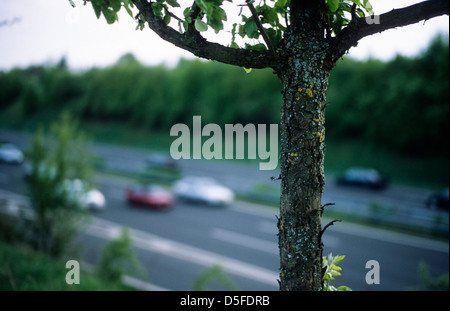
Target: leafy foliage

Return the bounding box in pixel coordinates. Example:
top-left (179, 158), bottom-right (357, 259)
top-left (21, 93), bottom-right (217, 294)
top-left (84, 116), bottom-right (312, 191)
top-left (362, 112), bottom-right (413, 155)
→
top-left (74, 0), bottom-right (374, 49)
top-left (192, 264), bottom-right (240, 291)
top-left (97, 228), bottom-right (143, 284)
top-left (327, 35), bottom-right (449, 156)
top-left (411, 261), bottom-right (449, 291)
top-left (0, 240), bottom-right (133, 290)
top-left (0, 37), bottom-right (448, 158)
top-left (24, 113), bottom-right (94, 257)
top-left (325, 0), bottom-right (373, 35)
top-left (82, 0), bottom-right (135, 24)
top-left (322, 253), bottom-right (351, 291)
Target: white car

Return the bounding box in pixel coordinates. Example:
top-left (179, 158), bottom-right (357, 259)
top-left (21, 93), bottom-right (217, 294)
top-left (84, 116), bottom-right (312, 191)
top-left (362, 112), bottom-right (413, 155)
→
top-left (63, 179), bottom-right (106, 211)
top-left (173, 176), bottom-right (234, 206)
top-left (0, 143), bottom-right (24, 164)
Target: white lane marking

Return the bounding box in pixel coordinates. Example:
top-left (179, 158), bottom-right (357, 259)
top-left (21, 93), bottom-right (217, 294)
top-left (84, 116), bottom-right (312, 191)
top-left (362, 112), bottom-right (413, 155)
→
top-left (87, 217), bottom-right (279, 287)
top-left (1, 188), bottom-right (447, 254)
top-left (211, 228), bottom-right (278, 255)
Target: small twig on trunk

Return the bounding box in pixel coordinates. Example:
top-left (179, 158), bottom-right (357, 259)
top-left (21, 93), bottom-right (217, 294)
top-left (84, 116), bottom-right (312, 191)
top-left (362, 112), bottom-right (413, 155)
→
top-left (320, 202), bottom-right (335, 215)
top-left (319, 219), bottom-right (342, 242)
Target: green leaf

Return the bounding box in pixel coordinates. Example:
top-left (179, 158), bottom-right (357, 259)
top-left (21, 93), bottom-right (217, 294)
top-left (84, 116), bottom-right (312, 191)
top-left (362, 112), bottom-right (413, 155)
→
top-left (328, 285), bottom-right (337, 291)
top-left (195, 18), bottom-right (208, 32)
top-left (165, 0), bottom-right (180, 8)
top-left (337, 286), bottom-right (352, 291)
top-left (109, 0), bottom-right (121, 12)
top-left (245, 43), bottom-right (267, 51)
top-left (259, 4), bottom-right (279, 27)
top-left (91, 1), bottom-right (102, 19)
top-left (327, 0), bottom-right (340, 12)
top-left (265, 28), bottom-right (282, 48)
top-left (330, 270), bottom-right (341, 277)
top-left (334, 255), bottom-right (346, 264)
top-left (124, 5), bottom-right (133, 18)
top-left (195, 0), bottom-right (228, 33)
top-left (102, 8), bottom-right (118, 24)
top-left (244, 19), bottom-right (259, 39)
top-left (274, 0), bottom-right (288, 9)
top-left (151, 2), bottom-right (163, 17)
top-left (243, 67), bottom-right (252, 74)
top-left (164, 12), bottom-right (171, 25)
top-left (230, 42), bottom-right (240, 49)
top-left (183, 7), bottom-right (193, 23)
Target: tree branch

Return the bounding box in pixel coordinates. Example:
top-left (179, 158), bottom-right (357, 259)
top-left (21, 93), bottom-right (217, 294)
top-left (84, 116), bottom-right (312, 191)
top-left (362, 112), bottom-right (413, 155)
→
top-left (331, 0), bottom-right (449, 62)
top-left (246, 0), bottom-right (276, 56)
top-left (131, 0), bottom-right (277, 69)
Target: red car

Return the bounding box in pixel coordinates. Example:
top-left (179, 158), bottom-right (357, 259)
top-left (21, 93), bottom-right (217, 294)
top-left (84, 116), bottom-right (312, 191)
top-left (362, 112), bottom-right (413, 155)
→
top-left (126, 185), bottom-right (173, 209)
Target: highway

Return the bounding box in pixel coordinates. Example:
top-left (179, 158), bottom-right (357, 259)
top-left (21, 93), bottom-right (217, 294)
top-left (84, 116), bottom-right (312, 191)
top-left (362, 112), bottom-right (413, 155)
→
top-left (2, 129), bottom-right (446, 232)
top-left (0, 129), bottom-right (449, 291)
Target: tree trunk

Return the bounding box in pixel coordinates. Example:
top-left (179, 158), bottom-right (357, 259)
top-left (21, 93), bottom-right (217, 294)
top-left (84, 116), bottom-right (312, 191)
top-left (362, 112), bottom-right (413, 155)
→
top-left (276, 23), bottom-right (332, 291)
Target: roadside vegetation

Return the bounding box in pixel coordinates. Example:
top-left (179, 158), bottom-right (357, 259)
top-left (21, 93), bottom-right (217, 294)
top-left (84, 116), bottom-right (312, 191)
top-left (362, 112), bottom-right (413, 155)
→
top-left (0, 35), bottom-right (448, 188)
top-left (0, 239), bottom-right (133, 291)
top-left (0, 35), bottom-right (448, 291)
top-left (0, 116), bottom-right (140, 290)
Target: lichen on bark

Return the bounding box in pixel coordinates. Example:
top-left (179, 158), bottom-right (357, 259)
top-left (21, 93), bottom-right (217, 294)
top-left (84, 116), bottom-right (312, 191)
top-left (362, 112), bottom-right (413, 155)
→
top-left (277, 26), bottom-right (331, 291)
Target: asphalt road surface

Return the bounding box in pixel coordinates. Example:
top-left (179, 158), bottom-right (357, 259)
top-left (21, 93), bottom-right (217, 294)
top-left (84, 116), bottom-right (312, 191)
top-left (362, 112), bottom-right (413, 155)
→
top-left (1, 129), bottom-right (446, 231)
top-left (0, 129), bottom-right (448, 291)
top-left (1, 160), bottom-right (448, 291)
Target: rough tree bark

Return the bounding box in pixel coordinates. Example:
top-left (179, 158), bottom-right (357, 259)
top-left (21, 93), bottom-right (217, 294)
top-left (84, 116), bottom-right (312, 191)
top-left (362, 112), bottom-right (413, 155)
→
top-left (276, 1), bottom-right (332, 291)
top-left (128, 0), bottom-right (449, 291)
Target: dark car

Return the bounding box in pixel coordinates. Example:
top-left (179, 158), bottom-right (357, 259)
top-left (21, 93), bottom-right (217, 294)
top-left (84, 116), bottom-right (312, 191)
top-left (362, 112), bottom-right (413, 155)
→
top-left (126, 185), bottom-right (173, 209)
top-left (426, 188), bottom-right (449, 211)
top-left (336, 167), bottom-right (388, 190)
top-left (146, 154), bottom-right (178, 169)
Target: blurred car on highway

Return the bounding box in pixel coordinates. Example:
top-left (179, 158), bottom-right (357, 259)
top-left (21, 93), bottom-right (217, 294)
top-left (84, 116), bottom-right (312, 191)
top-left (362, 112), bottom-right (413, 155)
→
top-left (126, 184), bottom-right (173, 209)
top-left (173, 176), bottom-right (234, 206)
top-left (146, 153), bottom-right (178, 169)
top-left (426, 188), bottom-right (449, 211)
top-left (63, 179), bottom-right (106, 211)
top-left (0, 143), bottom-right (24, 164)
top-left (336, 167), bottom-right (388, 190)
top-left (145, 153), bottom-right (181, 182)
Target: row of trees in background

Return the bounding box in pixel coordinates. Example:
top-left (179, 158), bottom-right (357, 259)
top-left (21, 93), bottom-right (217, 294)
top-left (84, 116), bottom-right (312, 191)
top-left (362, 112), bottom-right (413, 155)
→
top-left (0, 36), bottom-right (448, 157)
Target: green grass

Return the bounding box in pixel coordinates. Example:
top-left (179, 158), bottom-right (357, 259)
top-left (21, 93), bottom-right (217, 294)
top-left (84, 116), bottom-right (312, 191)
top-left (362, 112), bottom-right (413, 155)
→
top-left (0, 240), bottom-right (134, 291)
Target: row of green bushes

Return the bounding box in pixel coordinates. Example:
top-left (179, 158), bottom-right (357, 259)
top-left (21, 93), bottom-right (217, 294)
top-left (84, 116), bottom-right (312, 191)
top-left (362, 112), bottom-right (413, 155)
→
top-left (0, 35), bottom-right (448, 157)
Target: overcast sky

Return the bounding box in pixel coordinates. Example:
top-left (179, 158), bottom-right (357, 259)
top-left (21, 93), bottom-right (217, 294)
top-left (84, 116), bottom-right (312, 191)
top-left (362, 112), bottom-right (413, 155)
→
top-left (0, 0), bottom-right (448, 70)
